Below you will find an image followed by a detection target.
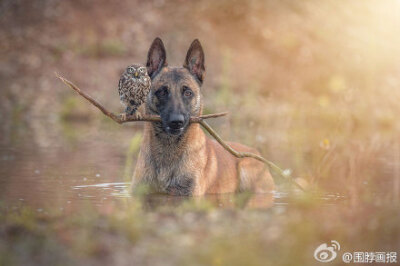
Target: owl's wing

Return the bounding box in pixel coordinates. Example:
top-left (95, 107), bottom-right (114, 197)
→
top-left (118, 75), bottom-right (126, 94)
top-left (145, 76), bottom-right (151, 88)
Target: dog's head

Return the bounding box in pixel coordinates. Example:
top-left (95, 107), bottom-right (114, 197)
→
top-left (145, 38), bottom-right (205, 136)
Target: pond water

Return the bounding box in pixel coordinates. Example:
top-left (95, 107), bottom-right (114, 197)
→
top-left (0, 118), bottom-right (346, 213)
top-left (1, 118), bottom-right (398, 266)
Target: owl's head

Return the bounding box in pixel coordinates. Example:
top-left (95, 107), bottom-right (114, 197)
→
top-left (126, 64), bottom-right (148, 78)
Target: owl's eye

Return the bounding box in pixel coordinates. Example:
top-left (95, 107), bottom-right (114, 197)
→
top-left (156, 86), bottom-right (169, 98)
top-left (183, 86), bottom-right (193, 98)
top-left (139, 68), bottom-right (145, 73)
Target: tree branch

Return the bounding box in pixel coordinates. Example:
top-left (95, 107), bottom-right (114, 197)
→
top-left (55, 73), bottom-right (227, 124)
top-left (56, 72), bottom-right (305, 191)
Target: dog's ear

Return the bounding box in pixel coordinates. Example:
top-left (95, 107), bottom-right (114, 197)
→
top-left (183, 39), bottom-right (205, 84)
top-left (146, 37), bottom-right (167, 78)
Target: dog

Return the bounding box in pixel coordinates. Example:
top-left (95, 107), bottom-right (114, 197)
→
top-left (131, 37), bottom-right (274, 196)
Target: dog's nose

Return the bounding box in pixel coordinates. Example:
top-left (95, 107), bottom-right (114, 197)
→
top-left (168, 114), bottom-right (185, 129)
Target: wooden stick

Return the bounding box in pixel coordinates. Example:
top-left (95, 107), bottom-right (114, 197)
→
top-left (56, 72), bottom-right (305, 191)
top-left (55, 73), bottom-right (227, 124)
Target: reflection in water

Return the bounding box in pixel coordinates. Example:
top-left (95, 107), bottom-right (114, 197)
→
top-left (73, 182), bottom-right (131, 198)
top-left (71, 181), bottom-right (345, 210)
top-left (72, 182), bottom-right (276, 209)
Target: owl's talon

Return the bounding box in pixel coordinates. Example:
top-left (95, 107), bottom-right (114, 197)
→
top-left (134, 112), bottom-right (142, 120)
top-left (120, 113), bottom-right (127, 121)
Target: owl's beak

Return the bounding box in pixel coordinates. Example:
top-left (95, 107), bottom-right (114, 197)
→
top-left (134, 71), bottom-right (139, 77)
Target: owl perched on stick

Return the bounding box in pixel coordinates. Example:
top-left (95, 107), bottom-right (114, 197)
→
top-left (118, 64), bottom-right (151, 120)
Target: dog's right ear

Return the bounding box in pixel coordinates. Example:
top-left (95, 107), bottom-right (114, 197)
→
top-left (183, 39), bottom-right (205, 84)
top-left (146, 37), bottom-right (167, 78)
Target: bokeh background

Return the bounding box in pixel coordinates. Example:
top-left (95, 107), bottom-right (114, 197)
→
top-left (1, 1), bottom-right (400, 265)
top-left (2, 0), bottom-right (400, 197)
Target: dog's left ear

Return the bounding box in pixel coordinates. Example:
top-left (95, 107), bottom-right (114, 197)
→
top-left (183, 39), bottom-right (205, 84)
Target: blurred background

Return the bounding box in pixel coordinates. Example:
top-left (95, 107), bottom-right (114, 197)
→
top-left (2, 0), bottom-right (400, 198)
top-left (1, 1), bottom-right (400, 265)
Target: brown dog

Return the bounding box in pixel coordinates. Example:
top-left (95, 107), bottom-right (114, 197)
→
top-left (132, 38), bottom-right (274, 196)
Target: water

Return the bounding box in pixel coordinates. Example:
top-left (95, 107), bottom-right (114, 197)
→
top-left (0, 119), bottom-right (129, 209)
top-left (0, 118), bottom-right (349, 213)
top-left (3, 118), bottom-right (399, 266)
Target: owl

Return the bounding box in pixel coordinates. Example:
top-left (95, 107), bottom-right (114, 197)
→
top-left (118, 64), bottom-right (151, 120)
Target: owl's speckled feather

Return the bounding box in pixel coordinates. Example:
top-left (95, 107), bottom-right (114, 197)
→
top-left (118, 64), bottom-right (151, 117)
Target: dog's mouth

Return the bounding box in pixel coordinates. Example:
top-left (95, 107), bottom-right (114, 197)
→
top-left (165, 126), bottom-right (185, 136)
top-left (162, 117), bottom-right (189, 136)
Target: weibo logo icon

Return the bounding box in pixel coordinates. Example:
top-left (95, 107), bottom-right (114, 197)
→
top-left (313, 240), bottom-right (341, 263)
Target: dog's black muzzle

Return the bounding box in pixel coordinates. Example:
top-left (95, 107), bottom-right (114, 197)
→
top-left (162, 113), bottom-right (189, 136)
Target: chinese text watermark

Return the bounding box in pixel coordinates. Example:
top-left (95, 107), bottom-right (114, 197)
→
top-left (314, 241), bottom-right (397, 264)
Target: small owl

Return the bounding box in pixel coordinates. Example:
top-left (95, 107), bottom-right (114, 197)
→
top-left (118, 64), bottom-right (151, 120)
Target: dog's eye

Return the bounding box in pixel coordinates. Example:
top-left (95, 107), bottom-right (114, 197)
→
top-left (156, 86), bottom-right (168, 97)
top-left (183, 87), bottom-right (193, 98)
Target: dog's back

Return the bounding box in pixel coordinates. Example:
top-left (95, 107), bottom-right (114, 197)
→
top-left (132, 38), bottom-right (274, 196)
top-left (200, 138), bottom-right (274, 194)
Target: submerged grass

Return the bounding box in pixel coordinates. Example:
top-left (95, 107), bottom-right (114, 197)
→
top-left (123, 133), bottom-right (143, 182)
